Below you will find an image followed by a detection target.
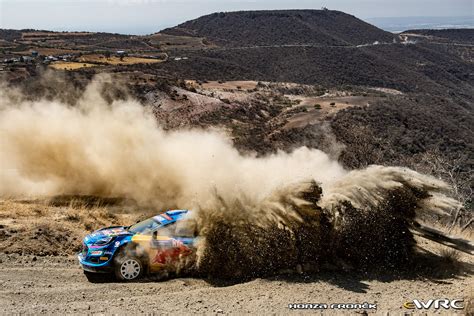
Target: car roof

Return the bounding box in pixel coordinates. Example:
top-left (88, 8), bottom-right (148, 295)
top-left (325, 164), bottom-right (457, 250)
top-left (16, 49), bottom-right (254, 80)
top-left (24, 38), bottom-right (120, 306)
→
top-left (166, 209), bottom-right (188, 216)
top-left (152, 210), bottom-right (189, 226)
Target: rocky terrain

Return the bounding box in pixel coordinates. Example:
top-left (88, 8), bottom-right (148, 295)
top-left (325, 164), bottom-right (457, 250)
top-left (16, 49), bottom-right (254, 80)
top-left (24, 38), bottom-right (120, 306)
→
top-left (0, 247), bottom-right (472, 315)
top-left (0, 8), bottom-right (473, 315)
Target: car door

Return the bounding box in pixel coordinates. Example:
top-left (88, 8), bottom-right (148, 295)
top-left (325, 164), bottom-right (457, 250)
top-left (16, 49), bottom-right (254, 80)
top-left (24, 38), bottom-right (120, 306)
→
top-left (148, 219), bottom-right (196, 272)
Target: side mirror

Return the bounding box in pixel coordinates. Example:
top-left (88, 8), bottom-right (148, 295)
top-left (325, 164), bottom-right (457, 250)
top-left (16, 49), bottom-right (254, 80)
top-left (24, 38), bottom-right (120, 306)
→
top-left (152, 231), bottom-right (158, 239)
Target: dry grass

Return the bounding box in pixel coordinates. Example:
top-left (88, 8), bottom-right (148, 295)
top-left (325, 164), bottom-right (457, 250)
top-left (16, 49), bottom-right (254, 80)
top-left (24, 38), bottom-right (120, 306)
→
top-left (198, 80), bottom-right (259, 91)
top-left (439, 248), bottom-right (462, 267)
top-left (79, 54), bottom-right (163, 65)
top-left (148, 33), bottom-right (211, 50)
top-left (49, 62), bottom-right (98, 70)
top-left (427, 220), bottom-right (474, 245)
top-left (0, 199), bottom-right (140, 255)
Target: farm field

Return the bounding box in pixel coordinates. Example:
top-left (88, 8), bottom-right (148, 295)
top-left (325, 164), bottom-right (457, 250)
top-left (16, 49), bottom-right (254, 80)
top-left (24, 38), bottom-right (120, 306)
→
top-left (49, 61), bottom-right (98, 70)
top-left (78, 54), bottom-right (164, 65)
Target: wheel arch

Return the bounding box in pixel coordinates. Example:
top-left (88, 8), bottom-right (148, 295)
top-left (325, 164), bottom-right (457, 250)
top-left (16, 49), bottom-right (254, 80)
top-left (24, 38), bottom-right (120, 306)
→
top-left (114, 241), bottom-right (150, 270)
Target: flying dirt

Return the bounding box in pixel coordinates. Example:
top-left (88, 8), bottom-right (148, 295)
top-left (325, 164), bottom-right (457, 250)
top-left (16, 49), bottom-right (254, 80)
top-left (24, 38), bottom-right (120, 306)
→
top-left (0, 75), bottom-right (469, 279)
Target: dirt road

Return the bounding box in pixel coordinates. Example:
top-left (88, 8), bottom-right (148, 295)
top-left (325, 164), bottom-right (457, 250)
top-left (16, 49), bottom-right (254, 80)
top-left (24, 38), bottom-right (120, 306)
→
top-left (1, 241), bottom-right (473, 315)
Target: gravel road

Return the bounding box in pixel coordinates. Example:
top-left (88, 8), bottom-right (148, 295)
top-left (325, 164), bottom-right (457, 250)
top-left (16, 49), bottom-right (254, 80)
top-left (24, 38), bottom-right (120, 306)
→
top-left (1, 240), bottom-right (472, 315)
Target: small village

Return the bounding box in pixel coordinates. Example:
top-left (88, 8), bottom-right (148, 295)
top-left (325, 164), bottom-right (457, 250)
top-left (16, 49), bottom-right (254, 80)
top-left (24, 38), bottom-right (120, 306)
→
top-left (0, 29), bottom-right (199, 75)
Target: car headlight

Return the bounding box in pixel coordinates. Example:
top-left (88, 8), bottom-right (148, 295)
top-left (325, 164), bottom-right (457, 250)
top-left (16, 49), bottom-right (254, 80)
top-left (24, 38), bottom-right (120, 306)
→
top-left (93, 236), bottom-right (114, 246)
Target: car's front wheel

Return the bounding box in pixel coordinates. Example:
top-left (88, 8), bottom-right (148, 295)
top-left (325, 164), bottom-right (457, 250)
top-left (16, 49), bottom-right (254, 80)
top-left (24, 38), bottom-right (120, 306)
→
top-left (114, 254), bottom-right (143, 281)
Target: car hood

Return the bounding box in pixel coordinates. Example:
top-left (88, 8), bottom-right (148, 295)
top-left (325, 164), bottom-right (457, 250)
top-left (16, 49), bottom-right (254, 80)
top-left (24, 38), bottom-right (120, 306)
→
top-left (84, 226), bottom-right (132, 244)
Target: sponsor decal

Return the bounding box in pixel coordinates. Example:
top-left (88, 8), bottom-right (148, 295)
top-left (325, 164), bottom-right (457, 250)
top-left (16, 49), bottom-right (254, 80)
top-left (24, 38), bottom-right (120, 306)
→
top-left (172, 239), bottom-right (183, 247)
top-left (152, 216), bottom-right (163, 223)
top-left (152, 242), bottom-right (190, 264)
top-left (114, 241), bottom-right (120, 248)
top-left (90, 250), bottom-right (103, 256)
top-left (99, 256), bottom-right (109, 261)
top-left (161, 213), bottom-right (173, 221)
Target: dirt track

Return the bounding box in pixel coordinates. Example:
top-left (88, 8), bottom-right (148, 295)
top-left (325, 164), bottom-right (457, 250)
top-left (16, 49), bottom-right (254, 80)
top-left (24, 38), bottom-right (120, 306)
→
top-left (1, 239), bottom-right (473, 316)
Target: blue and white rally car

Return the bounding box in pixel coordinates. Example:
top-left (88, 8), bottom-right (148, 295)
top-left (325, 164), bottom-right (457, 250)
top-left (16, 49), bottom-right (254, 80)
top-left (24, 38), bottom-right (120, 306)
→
top-left (78, 210), bottom-right (197, 281)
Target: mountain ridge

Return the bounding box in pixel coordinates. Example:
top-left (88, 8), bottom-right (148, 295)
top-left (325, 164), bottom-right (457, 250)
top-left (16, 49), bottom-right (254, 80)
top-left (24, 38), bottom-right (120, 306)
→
top-left (161, 9), bottom-right (397, 47)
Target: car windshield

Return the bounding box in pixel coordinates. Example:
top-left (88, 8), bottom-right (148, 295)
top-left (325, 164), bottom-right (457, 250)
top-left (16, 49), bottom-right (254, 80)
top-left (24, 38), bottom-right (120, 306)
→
top-left (128, 218), bottom-right (160, 234)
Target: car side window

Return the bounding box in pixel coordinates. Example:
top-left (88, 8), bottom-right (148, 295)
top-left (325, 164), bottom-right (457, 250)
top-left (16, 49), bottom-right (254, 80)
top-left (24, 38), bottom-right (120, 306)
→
top-left (156, 222), bottom-right (178, 237)
top-left (156, 219), bottom-right (197, 238)
top-left (175, 219), bottom-right (197, 237)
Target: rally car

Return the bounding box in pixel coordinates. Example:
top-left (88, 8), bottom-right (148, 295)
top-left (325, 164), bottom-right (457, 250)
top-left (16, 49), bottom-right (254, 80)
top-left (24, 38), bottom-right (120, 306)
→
top-left (78, 210), bottom-right (197, 281)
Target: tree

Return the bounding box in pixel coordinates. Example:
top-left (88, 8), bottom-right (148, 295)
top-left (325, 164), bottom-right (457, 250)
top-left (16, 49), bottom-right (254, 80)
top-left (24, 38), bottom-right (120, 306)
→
top-left (414, 150), bottom-right (473, 230)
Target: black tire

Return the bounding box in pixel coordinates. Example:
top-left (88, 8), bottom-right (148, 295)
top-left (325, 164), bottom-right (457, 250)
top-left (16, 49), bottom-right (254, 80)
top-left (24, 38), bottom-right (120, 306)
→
top-left (83, 271), bottom-right (113, 283)
top-left (114, 252), bottom-right (144, 281)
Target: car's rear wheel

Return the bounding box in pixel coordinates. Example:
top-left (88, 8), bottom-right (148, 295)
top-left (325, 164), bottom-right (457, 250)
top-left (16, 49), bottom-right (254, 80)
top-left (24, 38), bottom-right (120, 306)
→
top-left (114, 254), bottom-right (143, 281)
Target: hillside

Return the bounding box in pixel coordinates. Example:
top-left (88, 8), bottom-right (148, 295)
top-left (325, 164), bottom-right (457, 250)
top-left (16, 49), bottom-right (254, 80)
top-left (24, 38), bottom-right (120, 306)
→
top-left (402, 28), bottom-right (474, 43)
top-left (1, 11), bottom-right (473, 217)
top-left (158, 42), bottom-right (473, 96)
top-left (161, 10), bottom-right (396, 47)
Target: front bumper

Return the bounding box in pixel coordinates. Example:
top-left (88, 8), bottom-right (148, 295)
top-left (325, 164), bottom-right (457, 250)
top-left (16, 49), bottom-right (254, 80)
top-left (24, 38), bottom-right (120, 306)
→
top-left (78, 243), bottom-right (115, 273)
top-left (78, 253), bottom-right (114, 272)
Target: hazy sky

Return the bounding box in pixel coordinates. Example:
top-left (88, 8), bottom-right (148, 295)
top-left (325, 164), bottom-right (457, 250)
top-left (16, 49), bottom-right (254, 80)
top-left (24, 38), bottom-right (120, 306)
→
top-left (0, 0), bottom-right (472, 34)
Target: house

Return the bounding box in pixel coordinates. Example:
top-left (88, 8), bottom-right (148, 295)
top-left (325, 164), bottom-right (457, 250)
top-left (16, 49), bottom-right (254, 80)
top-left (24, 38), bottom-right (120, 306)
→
top-left (22, 56), bottom-right (34, 63)
top-left (58, 54), bottom-right (72, 61)
top-left (31, 51), bottom-right (39, 57)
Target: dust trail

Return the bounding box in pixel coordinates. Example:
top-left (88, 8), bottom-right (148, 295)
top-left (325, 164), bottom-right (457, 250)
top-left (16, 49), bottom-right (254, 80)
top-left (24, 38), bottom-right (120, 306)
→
top-left (0, 75), bottom-right (460, 277)
top-left (0, 75), bottom-right (345, 209)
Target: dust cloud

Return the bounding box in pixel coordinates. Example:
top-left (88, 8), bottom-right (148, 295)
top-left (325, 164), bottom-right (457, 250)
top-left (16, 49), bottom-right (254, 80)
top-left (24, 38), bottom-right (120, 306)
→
top-left (0, 75), bottom-right (346, 209)
top-left (0, 75), bottom-right (460, 277)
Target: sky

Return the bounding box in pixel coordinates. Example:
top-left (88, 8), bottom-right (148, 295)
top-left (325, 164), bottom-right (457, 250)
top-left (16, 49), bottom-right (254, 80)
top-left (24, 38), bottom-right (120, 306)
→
top-left (0, 0), bottom-right (472, 34)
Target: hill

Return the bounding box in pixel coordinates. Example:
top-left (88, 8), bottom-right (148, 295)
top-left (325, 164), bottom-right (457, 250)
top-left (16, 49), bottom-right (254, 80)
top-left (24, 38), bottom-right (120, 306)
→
top-left (161, 10), bottom-right (396, 47)
top-left (402, 28), bottom-right (474, 43)
top-left (1, 12), bottom-right (472, 217)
